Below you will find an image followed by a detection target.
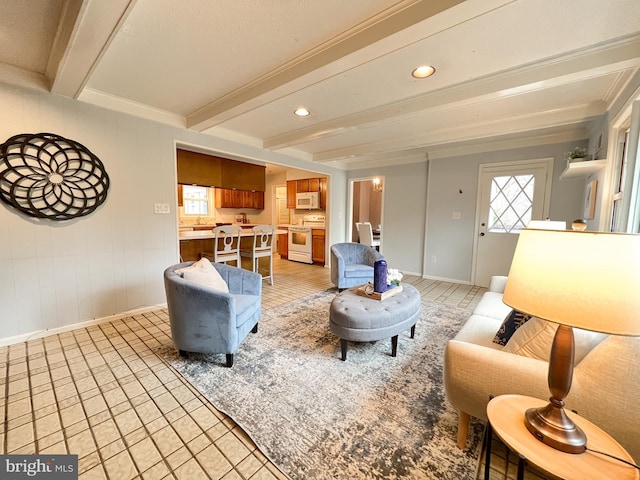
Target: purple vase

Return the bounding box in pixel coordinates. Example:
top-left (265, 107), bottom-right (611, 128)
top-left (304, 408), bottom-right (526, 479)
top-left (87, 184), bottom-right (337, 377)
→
top-left (374, 259), bottom-right (387, 294)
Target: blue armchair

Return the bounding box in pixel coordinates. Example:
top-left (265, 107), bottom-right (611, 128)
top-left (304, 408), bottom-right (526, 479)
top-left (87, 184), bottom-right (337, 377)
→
top-left (164, 261), bottom-right (261, 367)
top-left (330, 242), bottom-right (384, 290)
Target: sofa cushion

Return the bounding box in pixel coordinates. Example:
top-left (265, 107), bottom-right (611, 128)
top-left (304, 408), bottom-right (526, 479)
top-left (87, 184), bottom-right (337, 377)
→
top-left (472, 291), bottom-right (513, 322)
top-left (176, 258), bottom-right (229, 293)
top-left (454, 314), bottom-right (504, 350)
top-left (503, 317), bottom-right (609, 363)
top-left (492, 309), bottom-right (532, 346)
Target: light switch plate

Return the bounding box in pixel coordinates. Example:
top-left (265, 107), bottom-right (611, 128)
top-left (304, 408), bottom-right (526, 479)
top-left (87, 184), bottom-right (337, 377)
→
top-left (154, 203), bottom-right (170, 214)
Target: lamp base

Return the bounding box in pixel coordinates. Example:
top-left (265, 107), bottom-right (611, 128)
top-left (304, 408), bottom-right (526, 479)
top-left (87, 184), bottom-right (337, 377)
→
top-left (525, 401), bottom-right (587, 454)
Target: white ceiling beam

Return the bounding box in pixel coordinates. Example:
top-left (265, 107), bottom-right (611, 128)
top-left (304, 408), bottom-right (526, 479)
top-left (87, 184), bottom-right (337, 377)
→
top-left (264, 35), bottom-right (640, 150)
top-left (339, 129), bottom-right (588, 170)
top-left (311, 102), bottom-right (606, 162)
top-left (48, 0), bottom-right (137, 98)
top-left (187, 0), bottom-right (476, 131)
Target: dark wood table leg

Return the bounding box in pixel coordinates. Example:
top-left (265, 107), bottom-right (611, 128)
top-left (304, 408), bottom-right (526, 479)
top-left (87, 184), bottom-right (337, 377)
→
top-left (391, 335), bottom-right (398, 357)
top-left (410, 324), bottom-right (416, 339)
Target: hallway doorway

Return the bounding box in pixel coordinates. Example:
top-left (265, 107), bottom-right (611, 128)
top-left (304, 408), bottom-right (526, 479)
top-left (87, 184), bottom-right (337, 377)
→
top-left (349, 177), bottom-right (384, 249)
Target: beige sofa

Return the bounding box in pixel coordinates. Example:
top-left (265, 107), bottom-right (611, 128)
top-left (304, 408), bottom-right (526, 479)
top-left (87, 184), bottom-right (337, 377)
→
top-left (444, 276), bottom-right (640, 461)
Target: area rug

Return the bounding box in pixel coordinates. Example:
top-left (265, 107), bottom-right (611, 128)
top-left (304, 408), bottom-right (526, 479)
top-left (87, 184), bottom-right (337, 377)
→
top-left (165, 290), bottom-right (484, 480)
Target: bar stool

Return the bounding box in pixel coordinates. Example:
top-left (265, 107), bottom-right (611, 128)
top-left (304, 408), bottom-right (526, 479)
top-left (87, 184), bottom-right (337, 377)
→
top-left (240, 225), bottom-right (275, 284)
top-left (200, 225), bottom-right (242, 266)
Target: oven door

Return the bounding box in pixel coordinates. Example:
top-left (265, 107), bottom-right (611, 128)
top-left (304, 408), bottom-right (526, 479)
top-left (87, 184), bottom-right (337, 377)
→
top-left (288, 227), bottom-right (313, 263)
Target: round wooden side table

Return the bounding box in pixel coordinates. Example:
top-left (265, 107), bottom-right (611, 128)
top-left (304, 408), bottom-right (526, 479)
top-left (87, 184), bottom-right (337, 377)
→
top-left (485, 394), bottom-right (638, 480)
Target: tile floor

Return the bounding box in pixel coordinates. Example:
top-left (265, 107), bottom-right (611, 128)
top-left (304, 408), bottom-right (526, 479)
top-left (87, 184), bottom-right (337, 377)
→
top-left (0, 257), bottom-right (487, 479)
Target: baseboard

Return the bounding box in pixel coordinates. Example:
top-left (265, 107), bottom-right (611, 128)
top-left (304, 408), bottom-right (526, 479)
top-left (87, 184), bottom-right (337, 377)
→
top-left (0, 304), bottom-right (168, 347)
top-left (421, 274), bottom-right (472, 285)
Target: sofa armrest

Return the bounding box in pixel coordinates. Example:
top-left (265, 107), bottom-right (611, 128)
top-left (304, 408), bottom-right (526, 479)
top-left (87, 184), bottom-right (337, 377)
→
top-left (213, 262), bottom-right (262, 296)
top-left (488, 276), bottom-right (508, 293)
top-left (444, 339), bottom-right (550, 421)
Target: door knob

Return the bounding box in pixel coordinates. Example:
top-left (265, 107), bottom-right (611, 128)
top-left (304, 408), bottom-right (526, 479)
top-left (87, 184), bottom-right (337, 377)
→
top-left (480, 232), bottom-right (485, 236)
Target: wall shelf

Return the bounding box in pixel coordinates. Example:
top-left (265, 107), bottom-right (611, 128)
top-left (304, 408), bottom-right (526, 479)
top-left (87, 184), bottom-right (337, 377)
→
top-left (559, 159), bottom-right (606, 180)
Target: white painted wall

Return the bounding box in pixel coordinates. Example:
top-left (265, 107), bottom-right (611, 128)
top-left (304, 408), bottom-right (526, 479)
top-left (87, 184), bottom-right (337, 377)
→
top-left (425, 142), bottom-right (587, 283)
top-left (348, 162), bottom-right (429, 276)
top-left (0, 83), bottom-right (345, 343)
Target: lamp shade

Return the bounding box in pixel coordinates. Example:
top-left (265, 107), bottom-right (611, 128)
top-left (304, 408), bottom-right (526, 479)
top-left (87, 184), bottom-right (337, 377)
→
top-left (503, 229), bottom-right (640, 336)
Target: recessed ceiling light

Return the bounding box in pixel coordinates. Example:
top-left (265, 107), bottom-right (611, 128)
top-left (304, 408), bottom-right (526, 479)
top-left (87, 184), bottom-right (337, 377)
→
top-left (411, 65), bottom-right (436, 79)
top-left (294, 107), bottom-right (310, 117)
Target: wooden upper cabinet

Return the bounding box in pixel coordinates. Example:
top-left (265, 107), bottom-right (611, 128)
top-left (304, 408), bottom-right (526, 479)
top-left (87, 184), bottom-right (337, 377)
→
top-left (286, 180), bottom-right (297, 209)
top-left (177, 184), bottom-right (183, 207)
top-left (177, 149), bottom-right (222, 186)
top-left (286, 177), bottom-right (327, 209)
top-left (220, 158), bottom-right (266, 191)
top-left (297, 179), bottom-right (309, 193)
top-left (177, 149), bottom-right (265, 192)
top-left (252, 191), bottom-right (265, 210)
top-left (319, 178), bottom-right (327, 209)
top-left (215, 188), bottom-right (265, 209)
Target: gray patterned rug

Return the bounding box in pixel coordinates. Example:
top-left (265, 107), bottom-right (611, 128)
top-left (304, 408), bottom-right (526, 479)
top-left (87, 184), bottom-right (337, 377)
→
top-left (165, 290), bottom-right (484, 480)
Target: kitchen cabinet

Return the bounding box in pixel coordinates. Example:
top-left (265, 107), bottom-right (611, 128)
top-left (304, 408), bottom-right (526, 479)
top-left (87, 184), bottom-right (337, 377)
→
top-left (319, 177), bottom-right (327, 209)
top-left (312, 229), bottom-right (325, 265)
top-left (215, 188), bottom-right (265, 209)
top-left (286, 177), bottom-right (327, 209)
top-left (252, 191), bottom-right (265, 209)
top-left (177, 149), bottom-right (266, 191)
top-left (286, 181), bottom-right (297, 209)
top-left (177, 149), bottom-right (222, 186)
top-left (179, 239), bottom-right (205, 262)
top-left (278, 227), bottom-right (288, 258)
top-left (177, 184), bottom-right (183, 207)
top-left (221, 158), bottom-right (265, 191)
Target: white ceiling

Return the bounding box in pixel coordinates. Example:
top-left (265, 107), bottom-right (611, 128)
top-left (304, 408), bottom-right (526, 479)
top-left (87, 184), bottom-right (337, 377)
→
top-left (2, 0), bottom-right (640, 170)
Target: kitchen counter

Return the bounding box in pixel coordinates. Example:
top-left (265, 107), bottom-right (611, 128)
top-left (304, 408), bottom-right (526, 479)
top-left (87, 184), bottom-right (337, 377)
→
top-left (278, 224), bottom-right (325, 230)
top-left (179, 228), bottom-right (288, 240)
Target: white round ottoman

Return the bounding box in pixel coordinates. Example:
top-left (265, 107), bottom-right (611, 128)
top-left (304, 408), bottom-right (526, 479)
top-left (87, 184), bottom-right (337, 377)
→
top-left (329, 284), bottom-right (421, 361)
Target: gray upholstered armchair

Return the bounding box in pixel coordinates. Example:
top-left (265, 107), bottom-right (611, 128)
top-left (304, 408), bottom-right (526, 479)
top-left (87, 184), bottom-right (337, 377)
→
top-left (163, 261), bottom-right (261, 367)
top-left (330, 242), bottom-right (384, 290)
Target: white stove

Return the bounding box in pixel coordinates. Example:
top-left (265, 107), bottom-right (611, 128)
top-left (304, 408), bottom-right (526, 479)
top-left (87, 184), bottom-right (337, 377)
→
top-left (288, 215), bottom-right (325, 263)
top-left (302, 214), bottom-right (326, 228)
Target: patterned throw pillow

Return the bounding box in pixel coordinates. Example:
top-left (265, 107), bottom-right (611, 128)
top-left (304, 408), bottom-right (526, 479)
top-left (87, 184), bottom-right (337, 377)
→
top-left (492, 309), bottom-right (532, 346)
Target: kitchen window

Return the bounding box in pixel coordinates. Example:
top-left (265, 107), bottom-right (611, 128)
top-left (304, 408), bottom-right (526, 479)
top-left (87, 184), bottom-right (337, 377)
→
top-left (183, 185), bottom-right (210, 215)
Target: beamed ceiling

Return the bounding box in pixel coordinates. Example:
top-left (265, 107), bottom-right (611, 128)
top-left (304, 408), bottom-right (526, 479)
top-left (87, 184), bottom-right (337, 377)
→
top-left (2, 0), bottom-right (640, 169)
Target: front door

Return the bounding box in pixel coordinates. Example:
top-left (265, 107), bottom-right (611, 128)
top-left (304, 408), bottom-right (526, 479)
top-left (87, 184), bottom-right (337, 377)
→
top-left (473, 159), bottom-right (553, 287)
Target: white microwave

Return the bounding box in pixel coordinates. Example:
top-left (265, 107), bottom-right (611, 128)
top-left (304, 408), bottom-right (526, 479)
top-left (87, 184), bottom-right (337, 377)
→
top-left (295, 191), bottom-right (320, 209)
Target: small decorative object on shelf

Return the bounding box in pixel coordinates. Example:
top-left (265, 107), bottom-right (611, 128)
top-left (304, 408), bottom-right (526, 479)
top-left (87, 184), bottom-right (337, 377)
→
top-left (387, 268), bottom-right (403, 287)
top-left (571, 219), bottom-right (587, 231)
top-left (373, 259), bottom-right (388, 293)
top-left (565, 147), bottom-right (588, 163)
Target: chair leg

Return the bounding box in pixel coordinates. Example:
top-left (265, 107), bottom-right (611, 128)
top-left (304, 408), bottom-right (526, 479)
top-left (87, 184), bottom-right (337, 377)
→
top-left (457, 411), bottom-right (470, 449)
top-left (226, 354), bottom-right (234, 368)
top-left (251, 323), bottom-right (258, 334)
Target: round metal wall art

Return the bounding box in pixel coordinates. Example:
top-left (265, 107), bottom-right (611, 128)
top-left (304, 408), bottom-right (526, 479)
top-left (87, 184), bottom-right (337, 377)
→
top-left (0, 132), bottom-right (110, 220)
